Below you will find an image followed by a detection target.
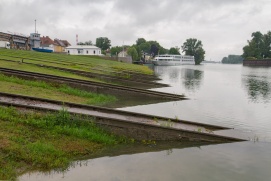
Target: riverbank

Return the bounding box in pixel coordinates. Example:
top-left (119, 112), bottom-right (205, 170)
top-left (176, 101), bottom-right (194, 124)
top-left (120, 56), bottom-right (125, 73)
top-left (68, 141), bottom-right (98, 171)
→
top-left (0, 49), bottom-right (180, 180)
top-left (243, 59), bottom-right (271, 66)
top-left (0, 106), bottom-right (129, 180)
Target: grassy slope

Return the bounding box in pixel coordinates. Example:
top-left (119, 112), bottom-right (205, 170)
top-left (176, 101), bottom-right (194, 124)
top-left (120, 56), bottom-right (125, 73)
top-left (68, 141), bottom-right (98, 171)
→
top-left (0, 49), bottom-right (153, 75)
top-left (0, 49), bottom-right (154, 179)
top-left (0, 106), bottom-right (128, 180)
top-left (0, 59), bottom-right (100, 82)
top-left (0, 74), bottom-right (117, 106)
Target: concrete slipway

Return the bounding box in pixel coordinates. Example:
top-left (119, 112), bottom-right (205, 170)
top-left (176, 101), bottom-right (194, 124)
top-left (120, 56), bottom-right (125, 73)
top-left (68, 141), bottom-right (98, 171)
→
top-left (0, 92), bottom-right (246, 143)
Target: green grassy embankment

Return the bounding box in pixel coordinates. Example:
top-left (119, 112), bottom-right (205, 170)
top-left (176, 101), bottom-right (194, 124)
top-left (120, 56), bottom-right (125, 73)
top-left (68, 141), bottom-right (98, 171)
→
top-left (0, 49), bottom-right (154, 180)
top-left (0, 49), bottom-right (153, 76)
top-left (0, 74), bottom-right (117, 106)
top-left (0, 59), bottom-right (98, 82)
top-left (0, 106), bottom-right (129, 180)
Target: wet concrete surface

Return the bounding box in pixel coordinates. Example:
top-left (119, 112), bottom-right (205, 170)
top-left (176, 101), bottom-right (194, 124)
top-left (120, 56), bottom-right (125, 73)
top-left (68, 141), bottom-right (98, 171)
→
top-left (0, 94), bottom-right (250, 141)
top-left (0, 95), bottom-right (230, 134)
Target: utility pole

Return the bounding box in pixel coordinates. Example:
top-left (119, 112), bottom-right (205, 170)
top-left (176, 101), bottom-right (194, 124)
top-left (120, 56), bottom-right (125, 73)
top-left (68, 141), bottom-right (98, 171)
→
top-left (35, 19), bottom-right (36, 33)
top-left (122, 41), bottom-right (124, 57)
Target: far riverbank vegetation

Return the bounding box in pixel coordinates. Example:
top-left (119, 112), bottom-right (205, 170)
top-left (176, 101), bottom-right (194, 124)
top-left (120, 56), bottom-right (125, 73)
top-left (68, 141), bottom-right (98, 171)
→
top-left (242, 31), bottom-right (271, 60)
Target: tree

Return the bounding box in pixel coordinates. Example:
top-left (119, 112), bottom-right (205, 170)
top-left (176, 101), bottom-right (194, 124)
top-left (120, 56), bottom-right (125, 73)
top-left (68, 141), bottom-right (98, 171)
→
top-left (150, 44), bottom-right (159, 57)
top-left (242, 31), bottom-right (271, 59)
top-left (169, 47), bottom-right (180, 55)
top-left (139, 42), bottom-right (151, 53)
top-left (136, 38), bottom-right (146, 46)
top-left (182, 38), bottom-right (205, 65)
top-left (110, 46), bottom-right (122, 56)
top-left (148, 40), bottom-right (168, 56)
top-left (96, 37), bottom-right (111, 51)
top-left (77, 40), bottom-right (93, 45)
top-left (127, 47), bottom-right (138, 61)
top-left (262, 31), bottom-right (271, 58)
top-left (251, 31), bottom-right (263, 59)
top-left (159, 46), bottom-right (168, 54)
top-left (84, 40), bottom-right (93, 45)
top-left (243, 42), bottom-right (257, 58)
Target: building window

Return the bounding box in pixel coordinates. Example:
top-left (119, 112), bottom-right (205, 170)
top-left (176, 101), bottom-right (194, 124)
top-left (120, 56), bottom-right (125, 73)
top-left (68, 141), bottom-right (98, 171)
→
top-left (94, 50), bottom-right (96, 54)
top-left (68, 50), bottom-right (70, 54)
top-left (87, 50), bottom-right (88, 54)
top-left (77, 49), bottom-right (83, 54)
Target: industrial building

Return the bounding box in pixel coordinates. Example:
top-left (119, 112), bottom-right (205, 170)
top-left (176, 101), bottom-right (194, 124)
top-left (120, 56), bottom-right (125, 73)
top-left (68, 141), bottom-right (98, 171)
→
top-left (0, 32), bottom-right (30, 50)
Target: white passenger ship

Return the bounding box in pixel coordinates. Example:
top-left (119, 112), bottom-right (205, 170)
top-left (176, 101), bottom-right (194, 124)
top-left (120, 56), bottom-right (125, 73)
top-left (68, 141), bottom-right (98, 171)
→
top-left (152, 54), bottom-right (195, 66)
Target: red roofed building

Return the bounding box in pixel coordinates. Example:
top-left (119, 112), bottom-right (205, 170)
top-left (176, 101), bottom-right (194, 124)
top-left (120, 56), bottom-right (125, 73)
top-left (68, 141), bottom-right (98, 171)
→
top-left (40, 36), bottom-right (71, 53)
top-left (54, 39), bottom-right (71, 53)
top-left (40, 36), bottom-right (55, 52)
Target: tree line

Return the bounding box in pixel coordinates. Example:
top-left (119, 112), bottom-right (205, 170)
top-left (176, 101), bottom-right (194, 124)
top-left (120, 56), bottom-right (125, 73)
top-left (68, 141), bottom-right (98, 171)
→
top-left (78, 37), bottom-right (206, 65)
top-left (221, 55), bottom-right (243, 64)
top-left (221, 30), bottom-right (271, 63)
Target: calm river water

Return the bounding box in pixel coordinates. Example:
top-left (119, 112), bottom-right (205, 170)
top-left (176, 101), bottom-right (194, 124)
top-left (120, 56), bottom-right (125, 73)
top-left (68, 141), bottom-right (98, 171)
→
top-left (20, 64), bottom-right (271, 181)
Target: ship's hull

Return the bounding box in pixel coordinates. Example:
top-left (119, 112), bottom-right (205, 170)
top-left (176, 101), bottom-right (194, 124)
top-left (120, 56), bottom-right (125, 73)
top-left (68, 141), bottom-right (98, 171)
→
top-left (152, 60), bottom-right (195, 66)
top-left (32, 47), bottom-right (53, 53)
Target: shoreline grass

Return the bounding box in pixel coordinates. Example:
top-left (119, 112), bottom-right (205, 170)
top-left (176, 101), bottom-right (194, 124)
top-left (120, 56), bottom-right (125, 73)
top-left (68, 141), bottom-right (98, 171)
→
top-left (0, 74), bottom-right (117, 106)
top-left (0, 106), bottom-right (128, 180)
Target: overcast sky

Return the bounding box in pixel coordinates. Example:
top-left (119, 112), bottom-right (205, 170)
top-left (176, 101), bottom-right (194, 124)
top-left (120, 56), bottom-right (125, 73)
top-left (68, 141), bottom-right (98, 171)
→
top-left (1, 0), bottom-right (271, 61)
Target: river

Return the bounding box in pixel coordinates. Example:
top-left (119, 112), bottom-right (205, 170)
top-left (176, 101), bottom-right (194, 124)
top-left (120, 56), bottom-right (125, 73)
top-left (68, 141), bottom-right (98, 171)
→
top-left (20, 64), bottom-right (271, 181)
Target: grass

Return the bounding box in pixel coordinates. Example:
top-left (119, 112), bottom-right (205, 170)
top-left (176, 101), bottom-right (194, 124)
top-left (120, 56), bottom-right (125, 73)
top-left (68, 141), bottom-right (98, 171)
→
top-left (0, 74), bottom-right (117, 106)
top-left (0, 106), bottom-right (128, 180)
top-left (0, 49), bottom-right (154, 180)
top-left (0, 59), bottom-right (100, 82)
top-left (0, 49), bottom-right (153, 75)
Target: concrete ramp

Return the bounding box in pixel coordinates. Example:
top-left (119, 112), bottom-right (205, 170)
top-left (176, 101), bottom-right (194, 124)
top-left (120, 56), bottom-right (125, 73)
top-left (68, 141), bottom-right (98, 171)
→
top-left (0, 92), bottom-right (247, 142)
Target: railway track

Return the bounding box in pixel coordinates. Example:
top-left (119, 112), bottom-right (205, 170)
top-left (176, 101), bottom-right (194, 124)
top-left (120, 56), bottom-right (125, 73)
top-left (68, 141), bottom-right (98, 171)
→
top-left (0, 92), bottom-right (246, 142)
top-left (0, 67), bottom-right (184, 100)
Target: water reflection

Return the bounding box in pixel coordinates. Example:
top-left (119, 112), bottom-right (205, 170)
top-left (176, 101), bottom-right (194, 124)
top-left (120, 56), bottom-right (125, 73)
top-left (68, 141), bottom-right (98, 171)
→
top-left (154, 66), bottom-right (204, 92)
top-left (242, 67), bottom-right (271, 103)
top-left (181, 69), bottom-right (204, 92)
top-left (19, 142), bottom-right (271, 181)
top-left (87, 141), bottom-right (213, 158)
top-left (244, 78), bottom-right (271, 103)
top-left (19, 141), bottom-right (219, 181)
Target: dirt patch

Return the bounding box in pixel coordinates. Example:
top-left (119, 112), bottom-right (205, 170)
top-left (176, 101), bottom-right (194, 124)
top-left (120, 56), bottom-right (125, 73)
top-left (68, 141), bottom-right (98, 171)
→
top-left (52, 138), bottom-right (103, 155)
top-left (0, 137), bottom-right (10, 149)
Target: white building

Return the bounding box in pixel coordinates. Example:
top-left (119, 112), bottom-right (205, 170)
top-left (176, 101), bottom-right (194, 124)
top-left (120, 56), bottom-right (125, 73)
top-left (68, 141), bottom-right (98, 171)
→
top-left (117, 50), bottom-right (128, 57)
top-left (65, 45), bottom-right (101, 55)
